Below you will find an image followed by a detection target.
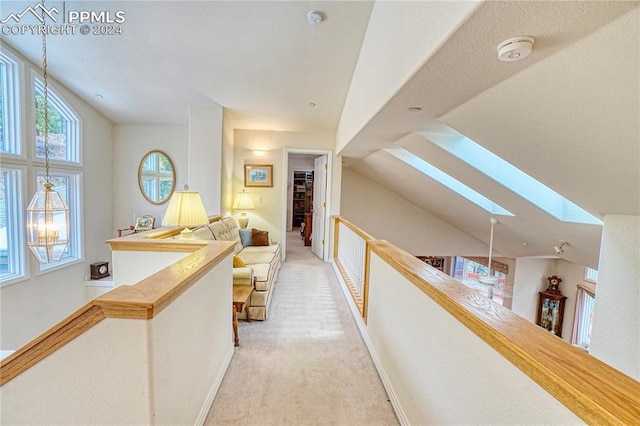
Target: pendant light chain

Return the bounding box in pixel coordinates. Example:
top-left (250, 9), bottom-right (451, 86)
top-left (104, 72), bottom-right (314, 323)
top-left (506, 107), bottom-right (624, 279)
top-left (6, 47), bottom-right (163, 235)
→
top-left (41, 0), bottom-right (50, 183)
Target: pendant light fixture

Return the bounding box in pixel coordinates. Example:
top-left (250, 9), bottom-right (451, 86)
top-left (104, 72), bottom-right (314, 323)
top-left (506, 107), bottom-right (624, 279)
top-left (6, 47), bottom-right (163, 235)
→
top-left (26, 1), bottom-right (71, 263)
top-left (478, 218), bottom-right (499, 298)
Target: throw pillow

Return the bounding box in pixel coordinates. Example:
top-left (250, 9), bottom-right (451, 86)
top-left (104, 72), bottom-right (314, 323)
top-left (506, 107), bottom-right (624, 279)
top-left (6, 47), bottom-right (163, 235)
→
top-left (238, 228), bottom-right (252, 247)
top-left (251, 228), bottom-right (269, 246)
top-left (233, 255), bottom-right (246, 268)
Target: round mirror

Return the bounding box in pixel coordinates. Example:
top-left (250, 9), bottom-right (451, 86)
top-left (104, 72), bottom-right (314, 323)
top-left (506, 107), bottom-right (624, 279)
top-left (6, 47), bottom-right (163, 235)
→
top-left (138, 150), bottom-right (176, 205)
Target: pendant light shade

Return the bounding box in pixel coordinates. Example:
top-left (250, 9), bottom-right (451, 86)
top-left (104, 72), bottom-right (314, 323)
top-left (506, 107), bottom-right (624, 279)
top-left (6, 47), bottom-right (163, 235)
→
top-left (26, 182), bottom-right (70, 263)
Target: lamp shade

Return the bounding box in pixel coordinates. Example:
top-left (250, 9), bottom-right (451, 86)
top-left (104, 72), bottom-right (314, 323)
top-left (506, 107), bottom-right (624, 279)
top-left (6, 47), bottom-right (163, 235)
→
top-left (162, 190), bottom-right (209, 228)
top-left (26, 182), bottom-right (70, 263)
top-left (232, 192), bottom-right (255, 210)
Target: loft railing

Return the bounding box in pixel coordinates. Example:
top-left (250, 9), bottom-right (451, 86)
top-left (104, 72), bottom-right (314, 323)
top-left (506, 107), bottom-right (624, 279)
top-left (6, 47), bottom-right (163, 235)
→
top-left (331, 216), bottom-right (640, 425)
top-left (333, 216), bottom-right (374, 319)
top-left (1, 228), bottom-right (235, 424)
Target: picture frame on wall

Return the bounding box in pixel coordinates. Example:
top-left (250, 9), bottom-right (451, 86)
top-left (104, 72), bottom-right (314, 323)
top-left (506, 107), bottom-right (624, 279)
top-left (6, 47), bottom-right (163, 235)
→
top-left (244, 164), bottom-right (273, 187)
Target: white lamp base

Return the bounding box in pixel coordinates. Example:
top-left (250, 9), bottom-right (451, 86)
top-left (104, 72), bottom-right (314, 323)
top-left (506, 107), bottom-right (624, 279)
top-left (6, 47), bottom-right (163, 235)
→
top-left (238, 213), bottom-right (249, 229)
top-left (179, 227), bottom-right (194, 239)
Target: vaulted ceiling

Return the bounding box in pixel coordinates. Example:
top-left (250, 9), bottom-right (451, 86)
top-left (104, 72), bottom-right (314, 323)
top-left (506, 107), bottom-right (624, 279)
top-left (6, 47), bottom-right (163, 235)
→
top-left (2, 1), bottom-right (638, 268)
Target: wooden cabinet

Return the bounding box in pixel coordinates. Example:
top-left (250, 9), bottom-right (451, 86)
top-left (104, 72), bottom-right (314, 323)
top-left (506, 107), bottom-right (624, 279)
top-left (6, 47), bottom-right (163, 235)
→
top-left (536, 275), bottom-right (567, 338)
top-left (292, 171), bottom-right (313, 227)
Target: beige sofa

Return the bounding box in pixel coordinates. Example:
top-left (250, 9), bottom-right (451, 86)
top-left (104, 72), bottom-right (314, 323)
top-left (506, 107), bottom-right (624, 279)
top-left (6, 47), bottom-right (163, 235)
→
top-left (192, 217), bottom-right (281, 320)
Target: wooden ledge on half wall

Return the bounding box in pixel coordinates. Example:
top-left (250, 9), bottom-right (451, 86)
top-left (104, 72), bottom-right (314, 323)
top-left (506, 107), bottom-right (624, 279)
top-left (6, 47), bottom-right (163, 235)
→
top-left (107, 215), bottom-right (222, 252)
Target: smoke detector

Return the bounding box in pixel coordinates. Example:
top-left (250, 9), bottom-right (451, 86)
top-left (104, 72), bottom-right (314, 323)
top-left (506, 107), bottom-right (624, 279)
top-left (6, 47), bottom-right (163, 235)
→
top-left (497, 37), bottom-right (534, 62)
top-left (307, 11), bottom-right (323, 25)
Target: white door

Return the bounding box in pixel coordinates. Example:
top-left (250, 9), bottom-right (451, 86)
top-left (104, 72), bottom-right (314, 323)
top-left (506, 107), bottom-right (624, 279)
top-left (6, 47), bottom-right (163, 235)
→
top-left (312, 155), bottom-right (327, 259)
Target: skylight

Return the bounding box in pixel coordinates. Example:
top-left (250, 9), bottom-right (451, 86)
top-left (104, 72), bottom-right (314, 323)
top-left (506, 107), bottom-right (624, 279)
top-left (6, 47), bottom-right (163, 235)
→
top-left (421, 132), bottom-right (603, 225)
top-left (385, 148), bottom-right (514, 216)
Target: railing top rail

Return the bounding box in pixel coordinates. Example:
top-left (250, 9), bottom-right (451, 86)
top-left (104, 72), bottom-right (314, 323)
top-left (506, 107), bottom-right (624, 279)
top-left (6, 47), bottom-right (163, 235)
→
top-left (1, 239), bottom-right (235, 387)
top-left (333, 216), bottom-right (376, 242)
top-left (368, 239), bottom-right (640, 425)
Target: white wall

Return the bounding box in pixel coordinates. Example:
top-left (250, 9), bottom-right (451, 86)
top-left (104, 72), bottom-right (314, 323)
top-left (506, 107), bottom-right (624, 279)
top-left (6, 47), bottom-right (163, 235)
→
top-left (189, 105), bottom-right (223, 214)
top-left (590, 215), bottom-right (640, 379)
top-left (340, 167), bottom-right (488, 255)
top-left (0, 44), bottom-right (114, 351)
top-left (512, 257), bottom-right (594, 344)
top-left (365, 252), bottom-right (582, 424)
top-left (113, 125), bottom-right (188, 229)
top-left (512, 258), bottom-right (557, 325)
top-left (231, 130), bottom-right (339, 248)
top-left (1, 254), bottom-right (234, 425)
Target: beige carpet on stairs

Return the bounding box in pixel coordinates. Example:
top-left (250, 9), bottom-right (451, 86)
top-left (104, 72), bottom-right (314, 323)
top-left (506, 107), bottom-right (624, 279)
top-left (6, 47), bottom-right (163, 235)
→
top-left (205, 230), bottom-right (399, 425)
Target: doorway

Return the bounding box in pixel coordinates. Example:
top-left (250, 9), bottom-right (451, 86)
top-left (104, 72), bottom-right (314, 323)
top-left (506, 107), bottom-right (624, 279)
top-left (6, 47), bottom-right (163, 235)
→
top-left (282, 149), bottom-right (332, 262)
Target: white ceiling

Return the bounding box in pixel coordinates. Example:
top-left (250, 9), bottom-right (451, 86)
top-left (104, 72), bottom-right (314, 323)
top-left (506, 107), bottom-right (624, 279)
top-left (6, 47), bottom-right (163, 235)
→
top-left (2, 1), bottom-right (638, 268)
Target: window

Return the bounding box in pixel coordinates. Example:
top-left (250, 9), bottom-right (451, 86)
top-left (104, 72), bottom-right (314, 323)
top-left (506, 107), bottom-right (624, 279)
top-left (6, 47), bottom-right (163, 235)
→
top-left (35, 169), bottom-right (82, 271)
top-left (0, 166), bottom-right (26, 284)
top-left (423, 131), bottom-right (602, 225)
top-left (572, 286), bottom-right (596, 351)
top-left (385, 148), bottom-right (514, 216)
top-left (585, 267), bottom-right (598, 283)
top-left (453, 256), bottom-right (507, 305)
top-left (34, 77), bottom-right (80, 164)
top-left (0, 45), bottom-right (84, 281)
top-left (0, 51), bottom-right (21, 156)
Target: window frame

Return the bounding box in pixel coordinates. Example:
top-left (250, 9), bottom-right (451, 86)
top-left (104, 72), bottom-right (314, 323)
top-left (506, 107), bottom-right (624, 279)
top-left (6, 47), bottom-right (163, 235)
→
top-left (0, 164), bottom-right (27, 286)
top-left (0, 49), bottom-right (24, 159)
top-left (33, 167), bottom-right (84, 274)
top-left (32, 73), bottom-right (81, 165)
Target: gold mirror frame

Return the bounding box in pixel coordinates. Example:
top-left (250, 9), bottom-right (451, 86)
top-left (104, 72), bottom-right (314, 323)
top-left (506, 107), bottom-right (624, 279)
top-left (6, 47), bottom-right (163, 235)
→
top-left (137, 150), bottom-right (176, 205)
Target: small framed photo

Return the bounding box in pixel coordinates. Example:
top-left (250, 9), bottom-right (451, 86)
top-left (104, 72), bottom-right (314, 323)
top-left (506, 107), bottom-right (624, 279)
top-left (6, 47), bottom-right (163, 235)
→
top-left (244, 164), bottom-right (273, 187)
top-left (134, 215), bottom-right (155, 231)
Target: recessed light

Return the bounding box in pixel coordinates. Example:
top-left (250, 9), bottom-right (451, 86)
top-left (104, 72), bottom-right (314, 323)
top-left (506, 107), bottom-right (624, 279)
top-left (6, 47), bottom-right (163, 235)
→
top-left (408, 107), bottom-right (422, 112)
top-left (522, 242), bottom-right (529, 246)
top-left (308, 102), bottom-right (316, 108)
top-left (94, 94), bottom-right (104, 100)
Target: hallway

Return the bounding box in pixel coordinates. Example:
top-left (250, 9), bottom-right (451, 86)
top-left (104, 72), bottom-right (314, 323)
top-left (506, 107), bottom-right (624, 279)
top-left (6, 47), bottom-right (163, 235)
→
top-left (205, 231), bottom-right (398, 425)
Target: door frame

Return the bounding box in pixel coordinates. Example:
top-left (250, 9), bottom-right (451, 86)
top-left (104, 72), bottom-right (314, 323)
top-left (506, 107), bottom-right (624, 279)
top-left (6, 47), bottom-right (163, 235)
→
top-left (281, 148), bottom-right (333, 262)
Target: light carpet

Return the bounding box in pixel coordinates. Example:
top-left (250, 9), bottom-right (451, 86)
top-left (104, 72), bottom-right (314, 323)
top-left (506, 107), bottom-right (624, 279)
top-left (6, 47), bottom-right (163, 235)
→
top-left (205, 231), bottom-right (398, 425)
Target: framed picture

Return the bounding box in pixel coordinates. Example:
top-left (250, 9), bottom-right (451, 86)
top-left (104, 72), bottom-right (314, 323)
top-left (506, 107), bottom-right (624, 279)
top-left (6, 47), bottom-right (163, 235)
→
top-left (134, 215), bottom-right (155, 231)
top-left (244, 164), bottom-right (273, 187)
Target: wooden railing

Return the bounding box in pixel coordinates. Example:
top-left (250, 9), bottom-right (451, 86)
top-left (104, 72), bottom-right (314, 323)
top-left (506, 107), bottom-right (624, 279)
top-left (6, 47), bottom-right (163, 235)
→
top-left (331, 216), bottom-right (640, 425)
top-left (333, 217), bottom-right (375, 320)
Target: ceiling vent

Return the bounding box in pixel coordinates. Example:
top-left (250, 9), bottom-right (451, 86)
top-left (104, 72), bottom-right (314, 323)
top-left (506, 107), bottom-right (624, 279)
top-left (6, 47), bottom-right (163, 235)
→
top-left (497, 37), bottom-right (534, 62)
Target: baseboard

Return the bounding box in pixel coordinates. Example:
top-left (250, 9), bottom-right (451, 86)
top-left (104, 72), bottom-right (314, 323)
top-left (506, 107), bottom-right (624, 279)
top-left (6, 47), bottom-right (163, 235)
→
top-left (330, 260), bottom-right (409, 425)
top-left (195, 345), bottom-right (235, 426)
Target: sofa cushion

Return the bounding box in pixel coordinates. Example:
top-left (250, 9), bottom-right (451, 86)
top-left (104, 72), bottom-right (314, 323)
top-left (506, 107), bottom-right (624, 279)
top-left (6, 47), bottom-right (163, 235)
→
top-left (207, 217), bottom-right (243, 254)
top-left (242, 244), bottom-right (280, 255)
top-left (249, 263), bottom-right (275, 291)
top-left (251, 228), bottom-right (269, 246)
top-left (191, 225), bottom-right (216, 240)
top-left (239, 228), bottom-right (252, 247)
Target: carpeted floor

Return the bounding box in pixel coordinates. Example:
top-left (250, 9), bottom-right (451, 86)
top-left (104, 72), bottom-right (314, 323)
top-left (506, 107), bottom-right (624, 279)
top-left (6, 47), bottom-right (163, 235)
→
top-left (205, 231), bottom-right (398, 426)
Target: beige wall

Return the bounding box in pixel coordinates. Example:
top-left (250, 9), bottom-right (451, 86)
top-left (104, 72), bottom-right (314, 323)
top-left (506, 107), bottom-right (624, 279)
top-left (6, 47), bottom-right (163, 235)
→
top-left (112, 125), bottom-right (189, 229)
top-left (231, 130), bottom-right (338, 250)
top-left (340, 167), bottom-right (488, 255)
top-left (590, 214), bottom-right (640, 379)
